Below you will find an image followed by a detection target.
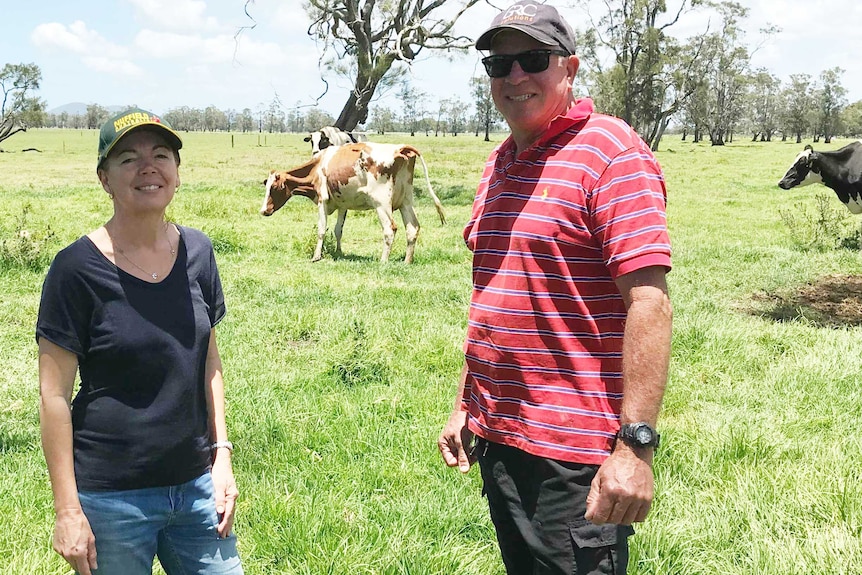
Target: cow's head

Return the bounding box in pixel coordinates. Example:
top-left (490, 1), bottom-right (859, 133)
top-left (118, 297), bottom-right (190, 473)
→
top-left (260, 161), bottom-right (320, 216)
top-left (260, 171), bottom-right (293, 216)
top-left (303, 131), bottom-right (331, 155)
top-left (778, 145), bottom-right (823, 189)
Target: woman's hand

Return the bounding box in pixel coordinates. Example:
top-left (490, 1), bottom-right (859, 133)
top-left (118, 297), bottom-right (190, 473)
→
top-left (53, 507), bottom-right (97, 575)
top-left (211, 451), bottom-right (239, 538)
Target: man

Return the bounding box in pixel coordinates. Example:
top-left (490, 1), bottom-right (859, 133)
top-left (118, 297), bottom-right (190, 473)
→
top-left (437, 2), bottom-right (672, 574)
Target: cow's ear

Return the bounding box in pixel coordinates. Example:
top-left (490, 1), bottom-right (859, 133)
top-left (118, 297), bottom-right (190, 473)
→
top-left (804, 144), bottom-right (813, 151)
top-left (303, 136), bottom-right (312, 142)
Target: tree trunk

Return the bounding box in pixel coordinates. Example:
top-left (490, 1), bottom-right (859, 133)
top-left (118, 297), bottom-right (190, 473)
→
top-left (650, 116), bottom-right (671, 152)
top-left (334, 66), bottom-right (388, 131)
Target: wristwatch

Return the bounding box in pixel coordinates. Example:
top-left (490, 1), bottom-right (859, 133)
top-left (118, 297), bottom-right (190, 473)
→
top-left (617, 422), bottom-right (660, 450)
top-left (211, 441), bottom-right (234, 453)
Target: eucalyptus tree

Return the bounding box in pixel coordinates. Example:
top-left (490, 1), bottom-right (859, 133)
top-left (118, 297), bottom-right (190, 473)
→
top-left (576, 0), bottom-right (704, 149)
top-left (747, 68), bottom-right (781, 141)
top-left (434, 98), bottom-right (448, 136)
top-left (398, 81), bottom-right (427, 137)
top-left (470, 74), bottom-right (500, 142)
top-left (301, 107), bottom-right (337, 133)
top-left (0, 63), bottom-right (46, 143)
top-left (204, 106), bottom-right (228, 132)
top-left (238, 108), bottom-right (256, 133)
top-left (682, 78), bottom-right (709, 142)
top-left (693, 2), bottom-right (751, 145)
top-left (262, 97), bottom-right (285, 133)
top-left (369, 105), bottom-right (396, 134)
top-left (86, 104), bottom-right (110, 130)
top-left (780, 74), bottom-right (813, 143)
top-left (445, 97), bottom-right (468, 136)
top-left (243, 0), bottom-right (480, 131)
top-left (814, 67), bottom-right (847, 143)
top-left (843, 100), bottom-right (862, 137)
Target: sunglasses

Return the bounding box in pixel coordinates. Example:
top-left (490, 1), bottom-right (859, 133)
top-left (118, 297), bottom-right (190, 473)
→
top-left (482, 49), bottom-right (570, 78)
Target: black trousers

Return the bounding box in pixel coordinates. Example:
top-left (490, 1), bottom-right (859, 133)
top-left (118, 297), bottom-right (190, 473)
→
top-left (476, 438), bottom-right (634, 575)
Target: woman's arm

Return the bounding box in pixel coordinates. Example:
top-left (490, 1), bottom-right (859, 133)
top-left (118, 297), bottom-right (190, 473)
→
top-left (204, 328), bottom-right (239, 538)
top-left (39, 337), bottom-right (98, 575)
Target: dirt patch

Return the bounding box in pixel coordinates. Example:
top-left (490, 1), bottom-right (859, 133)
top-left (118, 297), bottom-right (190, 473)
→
top-left (749, 274), bottom-right (862, 328)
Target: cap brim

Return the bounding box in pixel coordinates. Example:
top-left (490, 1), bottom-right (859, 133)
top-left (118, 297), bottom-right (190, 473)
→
top-left (98, 123), bottom-right (183, 168)
top-left (475, 25), bottom-right (560, 51)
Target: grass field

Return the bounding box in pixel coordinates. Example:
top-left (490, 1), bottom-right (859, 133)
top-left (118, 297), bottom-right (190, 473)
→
top-left (1, 128), bottom-right (861, 574)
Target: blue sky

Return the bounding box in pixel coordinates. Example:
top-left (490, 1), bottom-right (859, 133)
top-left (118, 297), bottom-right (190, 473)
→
top-left (3, 0), bottom-right (860, 119)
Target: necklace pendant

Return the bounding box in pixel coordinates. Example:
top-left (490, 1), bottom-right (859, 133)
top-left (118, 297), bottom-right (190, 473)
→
top-left (151, 273), bottom-right (158, 280)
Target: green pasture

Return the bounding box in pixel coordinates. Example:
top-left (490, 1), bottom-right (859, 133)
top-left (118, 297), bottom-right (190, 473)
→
top-left (1, 129), bottom-right (861, 574)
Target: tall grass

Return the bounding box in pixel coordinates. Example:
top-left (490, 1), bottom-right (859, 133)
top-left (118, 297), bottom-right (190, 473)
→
top-left (1, 130), bottom-right (860, 574)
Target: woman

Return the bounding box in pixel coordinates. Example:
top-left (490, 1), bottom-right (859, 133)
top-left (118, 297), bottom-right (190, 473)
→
top-left (37, 108), bottom-right (243, 575)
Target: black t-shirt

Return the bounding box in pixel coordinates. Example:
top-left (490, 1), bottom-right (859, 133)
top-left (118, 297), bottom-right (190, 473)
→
top-left (36, 226), bottom-right (226, 491)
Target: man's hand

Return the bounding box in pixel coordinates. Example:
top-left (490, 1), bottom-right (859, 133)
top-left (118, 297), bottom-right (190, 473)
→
top-left (437, 409), bottom-right (476, 473)
top-left (585, 448), bottom-right (654, 525)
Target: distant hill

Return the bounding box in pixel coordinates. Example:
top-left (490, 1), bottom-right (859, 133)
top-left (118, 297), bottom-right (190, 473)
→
top-left (48, 103), bottom-right (127, 115)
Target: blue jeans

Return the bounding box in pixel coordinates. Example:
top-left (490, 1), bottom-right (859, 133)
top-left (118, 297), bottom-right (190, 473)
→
top-left (78, 472), bottom-right (243, 575)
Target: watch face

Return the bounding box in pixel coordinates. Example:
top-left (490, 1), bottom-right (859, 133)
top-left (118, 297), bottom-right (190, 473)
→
top-left (634, 426), bottom-right (654, 445)
top-left (620, 423), bottom-right (658, 448)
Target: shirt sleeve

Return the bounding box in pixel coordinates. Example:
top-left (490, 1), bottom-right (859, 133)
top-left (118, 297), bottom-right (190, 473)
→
top-left (204, 239), bottom-right (226, 327)
top-left (588, 144), bottom-right (672, 279)
top-left (35, 247), bottom-right (92, 357)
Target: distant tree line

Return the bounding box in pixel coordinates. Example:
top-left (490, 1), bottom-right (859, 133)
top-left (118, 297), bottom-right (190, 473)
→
top-left (18, 77), bottom-right (504, 141)
top-left (2, 1), bottom-right (861, 147)
top-left (576, 0), bottom-right (861, 147)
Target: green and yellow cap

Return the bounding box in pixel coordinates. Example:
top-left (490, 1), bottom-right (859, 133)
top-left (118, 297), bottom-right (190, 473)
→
top-left (97, 108), bottom-right (183, 170)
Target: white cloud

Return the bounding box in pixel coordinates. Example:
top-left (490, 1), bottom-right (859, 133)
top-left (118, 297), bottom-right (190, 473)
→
top-left (31, 21), bottom-right (128, 57)
top-left (126, 0), bottom-right (219, 32)
top-left (134, 29), bottom-right (207, 58)
top-left (271, 5), bottom-right (314, 37)
top-left (133, 28), bottom-right (295, 70)
top-left (82, 56), bottom-right (143, 76)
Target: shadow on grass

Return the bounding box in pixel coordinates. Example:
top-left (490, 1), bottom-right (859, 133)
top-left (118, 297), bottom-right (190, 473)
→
top-left (745, 274), bottom-right (862, 328)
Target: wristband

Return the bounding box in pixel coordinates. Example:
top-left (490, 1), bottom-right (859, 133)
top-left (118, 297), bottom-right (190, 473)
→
top-left (211, 441), bottom-right (234, 453)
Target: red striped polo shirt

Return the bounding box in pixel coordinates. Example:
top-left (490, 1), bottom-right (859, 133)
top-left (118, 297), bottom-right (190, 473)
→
top-left (462, 98), bottom-right (672, 465)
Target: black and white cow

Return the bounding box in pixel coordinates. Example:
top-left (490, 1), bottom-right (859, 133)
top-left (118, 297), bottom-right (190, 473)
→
top-left (303, 126), bottom-right (368, 155)
top-left (778, 140), bottom-right (862, 214)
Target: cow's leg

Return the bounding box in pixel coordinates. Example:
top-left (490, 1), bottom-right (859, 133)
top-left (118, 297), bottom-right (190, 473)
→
top-left (399, 204), bottom-right (421, 264)
top-left (374, 206), bottom-right (397, 263)
top-left (333, 209), bottom-right (347, 258)
top-left (313, 202), bottom-right (328, 262)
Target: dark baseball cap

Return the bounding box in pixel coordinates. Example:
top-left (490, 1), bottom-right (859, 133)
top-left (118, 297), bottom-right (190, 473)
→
top-left (475, 1), bottom-right (577, 55)
top-left (97, 107), bottom-right (182, 169)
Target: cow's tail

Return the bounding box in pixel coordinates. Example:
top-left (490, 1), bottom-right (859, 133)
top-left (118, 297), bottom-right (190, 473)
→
top-left (416, 153), bottom-right (446, 225)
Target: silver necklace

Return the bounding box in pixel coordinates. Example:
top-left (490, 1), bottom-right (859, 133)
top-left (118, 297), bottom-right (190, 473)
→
top-left (114, 224), bottom-right (176, 281)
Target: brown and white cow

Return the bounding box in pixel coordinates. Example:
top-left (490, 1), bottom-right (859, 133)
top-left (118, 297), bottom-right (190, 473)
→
top-left (260, 142), bottom-right (445, 263)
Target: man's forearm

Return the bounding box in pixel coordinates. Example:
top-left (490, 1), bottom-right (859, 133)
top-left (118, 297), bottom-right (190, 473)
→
top-left (619, 285), bottom-right (672, 426)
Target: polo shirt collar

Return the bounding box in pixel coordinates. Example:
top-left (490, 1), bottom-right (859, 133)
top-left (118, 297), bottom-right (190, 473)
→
top-left (500, 98), bottom-right (595, 155)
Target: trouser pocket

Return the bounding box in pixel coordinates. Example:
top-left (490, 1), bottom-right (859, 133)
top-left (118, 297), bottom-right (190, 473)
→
top-left (569, 519), bottom-right (634, 575)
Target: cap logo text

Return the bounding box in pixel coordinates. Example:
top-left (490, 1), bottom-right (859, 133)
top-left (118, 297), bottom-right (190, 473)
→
top-left (502, 3), bottom-right (538, 22)
top-left (113, 112), bottom-right (158, 132)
